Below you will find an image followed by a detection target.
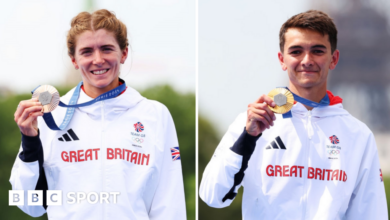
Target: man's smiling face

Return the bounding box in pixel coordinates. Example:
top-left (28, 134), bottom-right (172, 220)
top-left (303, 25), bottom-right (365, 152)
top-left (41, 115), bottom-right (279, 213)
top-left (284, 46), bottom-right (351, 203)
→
top-left (278, 27), bottom-right (339, 91)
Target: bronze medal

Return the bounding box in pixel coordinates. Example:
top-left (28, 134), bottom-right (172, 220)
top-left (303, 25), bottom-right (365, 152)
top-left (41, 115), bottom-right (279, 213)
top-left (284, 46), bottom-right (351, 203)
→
top-left (32, 85), bottom-right (60, 113)
top-left (268, 88), bottom-right (294, 114)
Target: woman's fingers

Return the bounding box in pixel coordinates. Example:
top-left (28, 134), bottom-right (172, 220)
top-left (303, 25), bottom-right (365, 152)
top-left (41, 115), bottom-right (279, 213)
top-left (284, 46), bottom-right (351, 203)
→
top-left (18, 106), bottom-right (43, 125)
top-left (14, 98), bottom-right (43, 137)
top-left (14, 98), bottom-right (41, 121)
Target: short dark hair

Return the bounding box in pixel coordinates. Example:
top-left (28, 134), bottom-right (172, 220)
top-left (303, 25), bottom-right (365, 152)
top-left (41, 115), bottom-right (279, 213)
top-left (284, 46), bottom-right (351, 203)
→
top-left (279, 10), bottom-right (338, 53)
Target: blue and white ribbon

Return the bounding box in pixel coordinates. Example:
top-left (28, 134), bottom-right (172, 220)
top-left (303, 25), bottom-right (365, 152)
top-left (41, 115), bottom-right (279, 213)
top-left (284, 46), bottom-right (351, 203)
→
top-left (32, 79), bottom-right (126, 130)
top-left (282, 87), bottom-right (329, 118)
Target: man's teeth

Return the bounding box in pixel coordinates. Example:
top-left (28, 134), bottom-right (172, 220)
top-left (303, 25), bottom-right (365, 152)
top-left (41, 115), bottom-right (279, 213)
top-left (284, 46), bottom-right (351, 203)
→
top-left (92, 69), bottom-right (108, 75)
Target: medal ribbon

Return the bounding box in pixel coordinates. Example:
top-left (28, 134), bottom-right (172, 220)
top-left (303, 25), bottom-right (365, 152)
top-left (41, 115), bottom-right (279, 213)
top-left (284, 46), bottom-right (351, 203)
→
top-left (282, 87), bottom-right (330, 118)
top-left (31, 79), bottom-right (126, 130)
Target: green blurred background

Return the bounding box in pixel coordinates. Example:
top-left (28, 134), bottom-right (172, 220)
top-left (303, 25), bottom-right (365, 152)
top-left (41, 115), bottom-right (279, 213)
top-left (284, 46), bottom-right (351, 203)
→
top-left (1, 85), bottom-right (195, 219)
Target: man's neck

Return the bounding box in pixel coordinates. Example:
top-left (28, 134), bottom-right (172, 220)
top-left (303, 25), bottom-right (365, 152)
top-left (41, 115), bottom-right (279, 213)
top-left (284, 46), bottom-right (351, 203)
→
top-left (288, 83), bottom-right (327, 110)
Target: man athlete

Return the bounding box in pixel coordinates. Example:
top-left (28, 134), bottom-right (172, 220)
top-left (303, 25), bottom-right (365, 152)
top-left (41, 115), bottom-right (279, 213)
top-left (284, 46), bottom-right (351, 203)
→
top-left (199, 10), bottom-right (388, 219)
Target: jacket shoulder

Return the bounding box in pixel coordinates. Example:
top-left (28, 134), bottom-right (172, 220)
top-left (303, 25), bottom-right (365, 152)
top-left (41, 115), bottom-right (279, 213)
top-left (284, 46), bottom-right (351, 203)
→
top-left (341, 111), bottom-right (373, 136)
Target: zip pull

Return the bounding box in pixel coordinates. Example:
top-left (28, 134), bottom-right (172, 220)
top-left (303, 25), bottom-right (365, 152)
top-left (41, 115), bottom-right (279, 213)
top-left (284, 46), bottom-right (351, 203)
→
top-left (307, 110), bottom-right (313, 139)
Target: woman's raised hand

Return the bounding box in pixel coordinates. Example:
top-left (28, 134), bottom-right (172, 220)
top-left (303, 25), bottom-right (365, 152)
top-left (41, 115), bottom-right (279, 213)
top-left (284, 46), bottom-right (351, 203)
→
top-left (14, 98), bottom-right (43, 137)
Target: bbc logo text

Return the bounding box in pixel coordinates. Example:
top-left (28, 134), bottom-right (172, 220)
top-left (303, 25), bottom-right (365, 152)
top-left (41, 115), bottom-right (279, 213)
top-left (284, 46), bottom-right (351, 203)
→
top-left (9, 190), bottom-right (120, 206)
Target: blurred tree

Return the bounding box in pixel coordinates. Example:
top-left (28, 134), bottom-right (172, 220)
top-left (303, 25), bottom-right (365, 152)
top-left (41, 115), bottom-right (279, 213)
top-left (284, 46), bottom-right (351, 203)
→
top-left (0, 85), bottom-right (195, 220)
top-left (198, 115), bottom-right (243, 220)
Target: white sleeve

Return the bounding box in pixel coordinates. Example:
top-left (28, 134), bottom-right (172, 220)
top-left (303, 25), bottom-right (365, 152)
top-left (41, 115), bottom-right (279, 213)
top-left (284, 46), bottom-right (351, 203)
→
top-left (9, 135), bottom-right (47, 217)
top-left (149, 107), bottom-right (187, 220)
top-left (344, 133), bottom-right (388, 219)
top-left (199, 114), bottom-right (257, 208)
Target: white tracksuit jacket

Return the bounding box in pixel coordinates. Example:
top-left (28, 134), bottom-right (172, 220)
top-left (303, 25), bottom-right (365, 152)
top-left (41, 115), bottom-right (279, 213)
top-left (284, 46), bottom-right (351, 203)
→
top-left (200, 101), bottom-right (388, 219)
top-left (10, 85), bottom-right (186, 220)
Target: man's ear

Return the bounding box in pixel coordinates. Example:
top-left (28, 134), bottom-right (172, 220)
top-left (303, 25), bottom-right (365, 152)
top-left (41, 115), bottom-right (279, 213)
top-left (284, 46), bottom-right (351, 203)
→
top-left (329, 49), bottom-right (340, 70)
top-left (278, 51), bottom-right (287, 71)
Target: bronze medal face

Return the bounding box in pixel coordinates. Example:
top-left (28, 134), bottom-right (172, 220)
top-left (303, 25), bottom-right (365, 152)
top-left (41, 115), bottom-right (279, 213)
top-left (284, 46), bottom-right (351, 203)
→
top-left (32, 85), bottom-right (60, 113)
top-left (268, 88), bottom-right (294, 114)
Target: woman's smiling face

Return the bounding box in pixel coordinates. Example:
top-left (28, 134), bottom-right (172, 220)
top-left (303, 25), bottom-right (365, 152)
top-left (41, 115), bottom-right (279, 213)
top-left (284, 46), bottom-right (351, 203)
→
top-left (71, 29), bottom-right (128, 97)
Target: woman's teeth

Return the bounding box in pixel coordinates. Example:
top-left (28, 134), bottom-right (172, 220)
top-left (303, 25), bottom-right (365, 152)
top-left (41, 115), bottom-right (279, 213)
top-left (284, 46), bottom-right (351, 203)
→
top-left (92, 69), bottom-right (108, 75)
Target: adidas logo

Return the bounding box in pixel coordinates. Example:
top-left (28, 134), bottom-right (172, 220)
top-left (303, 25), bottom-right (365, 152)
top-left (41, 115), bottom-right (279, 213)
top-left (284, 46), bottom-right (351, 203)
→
top-left (58, 129), bottom-right (79, 142)
top-left (265, 136), bottom-right (286, 150)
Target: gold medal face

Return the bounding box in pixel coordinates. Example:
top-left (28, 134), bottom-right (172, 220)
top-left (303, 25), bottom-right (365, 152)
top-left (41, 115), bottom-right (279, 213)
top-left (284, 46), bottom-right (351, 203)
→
top-left (32, 85), bottom-right (60, 113)
top-left (268, 88), bottom-right (294, 114)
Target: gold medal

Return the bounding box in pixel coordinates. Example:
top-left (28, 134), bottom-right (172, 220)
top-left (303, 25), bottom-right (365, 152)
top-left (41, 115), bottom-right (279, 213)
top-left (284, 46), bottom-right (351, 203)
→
top-left (268, 88), bottom-right (294, 114)
top-left (32, 85), bottom-right (60, 113)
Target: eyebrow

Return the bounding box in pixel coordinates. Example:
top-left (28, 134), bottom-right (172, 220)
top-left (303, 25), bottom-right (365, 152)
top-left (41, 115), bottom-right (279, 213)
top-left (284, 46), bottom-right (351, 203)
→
top-left (288, 44), bottom-right (327, 50)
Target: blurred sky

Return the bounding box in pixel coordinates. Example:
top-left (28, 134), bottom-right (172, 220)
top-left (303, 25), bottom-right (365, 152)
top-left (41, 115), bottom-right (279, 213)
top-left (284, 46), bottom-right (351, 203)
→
top-left (199, 0), bottom-right (390, 134)
top-left (0, 0), bottom-right (195, 93)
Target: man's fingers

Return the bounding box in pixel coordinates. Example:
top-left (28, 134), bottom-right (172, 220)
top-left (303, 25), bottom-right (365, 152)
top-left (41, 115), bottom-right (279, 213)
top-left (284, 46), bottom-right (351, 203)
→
top-left (248, 113), bottom-right (271, 129)
top-left (263, 95), bottom-right (276, 107)
top-left (254, 94), bottom-right (276, 107)
top-left (262, 104), bottom-right (276, 121)
top-left (249, 108), bottom-right (274, 126)
top-left (250, 103), bottom-right (276, 120)
top-left (254, 115), bottom-right (271, 129)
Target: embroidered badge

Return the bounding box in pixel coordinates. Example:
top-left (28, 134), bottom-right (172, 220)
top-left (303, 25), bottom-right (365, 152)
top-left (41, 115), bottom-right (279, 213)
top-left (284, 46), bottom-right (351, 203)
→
top-left (171, 147), bottom-right (181, 161)
top-left (134, 122), bottom-right (144, 133)
top-left (329, 135), bottom-right (339, 144)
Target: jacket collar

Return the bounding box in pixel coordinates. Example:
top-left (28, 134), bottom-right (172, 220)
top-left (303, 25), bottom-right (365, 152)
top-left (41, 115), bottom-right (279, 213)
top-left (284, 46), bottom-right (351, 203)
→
top-left (61, 85), bottom-right (145, 121)
top-left (291, 102), bottom-right (350, 118)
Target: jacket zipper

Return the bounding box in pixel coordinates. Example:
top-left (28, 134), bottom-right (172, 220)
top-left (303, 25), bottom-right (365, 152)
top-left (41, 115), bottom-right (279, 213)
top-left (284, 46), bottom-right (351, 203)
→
top-left (101, 101), bottom-right (106, 220)
top-left (302, 110), bottom-right (312, 220)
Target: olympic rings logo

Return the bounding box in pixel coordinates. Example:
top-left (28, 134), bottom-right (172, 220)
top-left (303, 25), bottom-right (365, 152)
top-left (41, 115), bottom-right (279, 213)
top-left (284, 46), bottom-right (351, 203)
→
top-left (328, 150), bottom-right (340, 155)
top-left (132, 137), bottom-right (144, 143)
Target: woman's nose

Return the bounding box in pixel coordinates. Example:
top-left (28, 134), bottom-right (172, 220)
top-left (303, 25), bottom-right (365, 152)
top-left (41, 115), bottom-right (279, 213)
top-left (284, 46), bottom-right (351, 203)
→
top-left (93, 51), bottom-right (105, 65)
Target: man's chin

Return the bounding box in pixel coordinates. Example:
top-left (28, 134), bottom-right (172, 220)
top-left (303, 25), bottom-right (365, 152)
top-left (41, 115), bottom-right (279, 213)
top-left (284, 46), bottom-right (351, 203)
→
top-left (294, 80), bottom-right (320, 89)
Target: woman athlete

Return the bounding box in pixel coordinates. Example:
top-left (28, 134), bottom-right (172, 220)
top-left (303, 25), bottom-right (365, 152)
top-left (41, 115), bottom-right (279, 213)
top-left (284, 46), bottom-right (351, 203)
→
top-left (11, 9), bottom-right (186, 220)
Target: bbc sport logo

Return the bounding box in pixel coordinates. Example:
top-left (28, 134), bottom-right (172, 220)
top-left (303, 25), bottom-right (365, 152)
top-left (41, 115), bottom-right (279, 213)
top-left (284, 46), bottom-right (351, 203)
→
top-left (9, 190), bottom-right (120, 206)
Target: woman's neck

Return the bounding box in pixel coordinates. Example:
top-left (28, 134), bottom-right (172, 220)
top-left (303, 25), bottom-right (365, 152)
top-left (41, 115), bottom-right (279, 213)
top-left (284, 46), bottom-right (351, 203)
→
top-left (82, 79), bottom-right (120, 99)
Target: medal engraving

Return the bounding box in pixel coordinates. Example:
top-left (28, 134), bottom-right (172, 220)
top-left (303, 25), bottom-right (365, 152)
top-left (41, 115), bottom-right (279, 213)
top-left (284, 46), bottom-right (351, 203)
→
top-left (274, 93), bottom-right (287, 106)
top-left (268, 88), bottom-right (294, 114)
top-left (39, 91), bottom-right (53, 106)
top-left (32, 85), bottom-right (60, 113)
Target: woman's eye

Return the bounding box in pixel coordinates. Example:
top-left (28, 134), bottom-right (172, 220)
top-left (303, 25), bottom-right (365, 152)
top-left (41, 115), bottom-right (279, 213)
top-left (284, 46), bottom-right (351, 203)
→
top-left (82, 50), bottom-right (92, 55)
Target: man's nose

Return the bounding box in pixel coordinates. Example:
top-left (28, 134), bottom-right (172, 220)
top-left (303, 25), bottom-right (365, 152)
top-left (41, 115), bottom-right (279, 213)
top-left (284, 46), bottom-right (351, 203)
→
top-left (301, 52), bottom-right (314, 67)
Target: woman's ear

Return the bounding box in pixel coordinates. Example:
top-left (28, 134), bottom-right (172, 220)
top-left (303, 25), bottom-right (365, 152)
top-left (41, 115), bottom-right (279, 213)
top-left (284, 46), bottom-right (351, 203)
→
top-left (71, 56), bottom-right (79, 69)
top-left (120, 47), bottom-right (129, 64)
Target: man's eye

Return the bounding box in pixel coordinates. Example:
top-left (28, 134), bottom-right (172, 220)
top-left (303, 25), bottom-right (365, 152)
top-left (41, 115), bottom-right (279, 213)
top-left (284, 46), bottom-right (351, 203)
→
top-left (290, 51), bottom-right (301, 55)
top-left (313, 50), bottom-right (324, 54)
